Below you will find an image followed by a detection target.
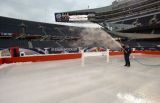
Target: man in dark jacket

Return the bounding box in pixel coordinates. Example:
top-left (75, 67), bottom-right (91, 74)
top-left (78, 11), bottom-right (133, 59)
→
top-left (122, 44), bottom-right (132, 67)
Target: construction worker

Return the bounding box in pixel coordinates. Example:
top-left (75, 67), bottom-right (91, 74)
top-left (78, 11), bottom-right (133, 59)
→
top-left (122, 44), bottom-right (132, 67)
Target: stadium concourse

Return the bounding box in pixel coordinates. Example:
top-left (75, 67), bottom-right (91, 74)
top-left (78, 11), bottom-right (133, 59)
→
top-left (0, 54), bottom-right (160, 103)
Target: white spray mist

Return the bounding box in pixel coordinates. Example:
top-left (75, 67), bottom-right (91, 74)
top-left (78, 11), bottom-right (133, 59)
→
top-left (71, 28), bottom-right (122, 50)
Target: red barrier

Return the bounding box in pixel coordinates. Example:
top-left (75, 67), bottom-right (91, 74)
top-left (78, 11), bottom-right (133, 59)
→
top-left (1, 53), bottom-right (81, 64)
top-left (0, 51), bottom-right (160, 65)
top-left (110, 51), bottom-right (123, 56)
top-left (0, 58), bottom-right (3, 65)
top-left (134, 51), bottom-right (160, 55)
top-left (110, 51), bottom-right (160, 56)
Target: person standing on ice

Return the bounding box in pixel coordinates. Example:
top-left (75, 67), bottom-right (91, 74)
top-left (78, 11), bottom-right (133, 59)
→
top-left (122, 44), bottom-right (132, 67)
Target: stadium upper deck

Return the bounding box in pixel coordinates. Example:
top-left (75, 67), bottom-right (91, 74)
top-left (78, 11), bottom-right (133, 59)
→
top-left (55, 0), bottom-right (160, 40)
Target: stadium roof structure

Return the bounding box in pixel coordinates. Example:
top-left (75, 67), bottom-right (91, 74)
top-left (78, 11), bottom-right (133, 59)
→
top-left (57, 6), bottom-right (112, 15)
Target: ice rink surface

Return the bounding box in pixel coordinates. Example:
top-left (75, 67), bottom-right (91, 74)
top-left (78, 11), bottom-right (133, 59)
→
top-left (0, 55), bottom-right (160, 103)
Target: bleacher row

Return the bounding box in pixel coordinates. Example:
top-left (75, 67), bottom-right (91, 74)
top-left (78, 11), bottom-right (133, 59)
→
top-left (109, 11), bottom-right (160, 26)
top-left (96, 0), bottom-right (160, 21)
top-left (0, 16), bottom-right (84, 37)
top-left (120, 25), bottom-right (160, 34)
top-left (124, 40), bottom-right (160, 47)
top-left (0, 39), bottom-right (160, 49)
top-left (0, 39), bottom-right (74, 48)
top-left (99, 0), bottom-right (154, 16)
top-left (114, 14), bottom-right (160, 25)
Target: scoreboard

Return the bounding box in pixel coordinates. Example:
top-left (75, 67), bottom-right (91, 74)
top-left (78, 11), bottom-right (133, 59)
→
top-left (55, 13), bottom-right (69, 22)
top-left (55, 12), bottom-right (95, 22)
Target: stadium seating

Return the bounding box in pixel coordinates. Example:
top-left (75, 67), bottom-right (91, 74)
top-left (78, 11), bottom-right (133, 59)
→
top-left (0, 15), bottom-right (160, 50)
top-left (0, 16), bottom-right (83, 37)
top-left (31, 41), bottom-right (60, 48)
top-left (0, 39), bottom-right (28, 48)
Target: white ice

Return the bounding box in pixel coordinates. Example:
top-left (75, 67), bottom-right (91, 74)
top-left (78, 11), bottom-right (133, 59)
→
top-left (0, 55), bottom-right (160, 103)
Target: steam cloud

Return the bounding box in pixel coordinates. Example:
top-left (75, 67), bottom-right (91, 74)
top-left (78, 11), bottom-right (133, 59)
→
top-left (71, 28), bottom-right (122, 50)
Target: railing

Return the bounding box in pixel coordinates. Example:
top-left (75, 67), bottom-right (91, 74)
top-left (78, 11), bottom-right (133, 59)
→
top-left (96, 0), bottom-right (160, 20)
top-left (97, 0), bottom-right (152, 16)
top-left (105, 8), bottom-right (160, 23)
